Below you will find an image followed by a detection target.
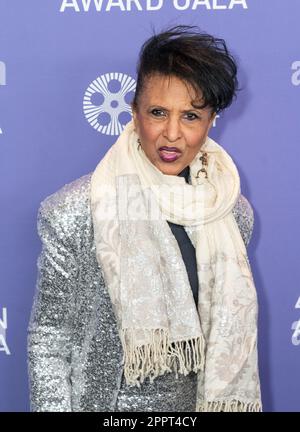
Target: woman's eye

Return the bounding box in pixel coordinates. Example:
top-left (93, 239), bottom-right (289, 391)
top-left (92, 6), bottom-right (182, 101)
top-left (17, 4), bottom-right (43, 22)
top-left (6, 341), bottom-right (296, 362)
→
top-left (150, 109), bottom-right (199, 120)
top-left (151, 109), bottom-right (165, 117)
top-left (185, 113), bottom-right (199, 121)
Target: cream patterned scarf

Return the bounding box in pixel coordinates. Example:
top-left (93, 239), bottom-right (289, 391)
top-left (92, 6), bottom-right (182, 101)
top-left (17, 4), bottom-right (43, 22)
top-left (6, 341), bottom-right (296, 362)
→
top-left (90, 119), bottom-right (262, 412)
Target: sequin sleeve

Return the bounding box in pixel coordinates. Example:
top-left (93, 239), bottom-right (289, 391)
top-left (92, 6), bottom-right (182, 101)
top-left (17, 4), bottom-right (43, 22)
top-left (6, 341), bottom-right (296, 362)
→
top-left (232, 194), bottom-right (255, 247)
top-left (27, 196), bottom-right (79, 412)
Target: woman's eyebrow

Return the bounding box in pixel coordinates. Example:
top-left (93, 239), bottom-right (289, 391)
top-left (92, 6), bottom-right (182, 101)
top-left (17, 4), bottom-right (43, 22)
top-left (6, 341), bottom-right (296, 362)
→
top-left (148, 105), bottom-right (202, 112)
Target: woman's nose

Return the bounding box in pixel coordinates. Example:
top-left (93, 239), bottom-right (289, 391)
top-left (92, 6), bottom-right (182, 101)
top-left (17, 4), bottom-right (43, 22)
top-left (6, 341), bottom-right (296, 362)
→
top-left (163, 117), bottom-right (182, 142)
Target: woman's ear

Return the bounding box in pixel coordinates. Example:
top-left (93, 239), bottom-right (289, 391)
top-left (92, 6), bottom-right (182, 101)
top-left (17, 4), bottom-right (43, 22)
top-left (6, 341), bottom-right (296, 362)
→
top-left (210, 111), bottom-right (217, 127)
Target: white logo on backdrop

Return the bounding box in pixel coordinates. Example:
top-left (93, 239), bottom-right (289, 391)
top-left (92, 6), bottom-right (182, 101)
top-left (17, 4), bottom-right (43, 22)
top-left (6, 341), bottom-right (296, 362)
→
top-left (291, 61), bottom-right (300, 86)
top-left (291, 296), bottom-right (300, 346)
top-left (83, 72), bottom-right (136, 135)
top-left (60, 0), bottom-right (248, 13)
top-left (0, 61), bottom-right (6, 135)
top-left (0, 308), bottom-right (11, 355)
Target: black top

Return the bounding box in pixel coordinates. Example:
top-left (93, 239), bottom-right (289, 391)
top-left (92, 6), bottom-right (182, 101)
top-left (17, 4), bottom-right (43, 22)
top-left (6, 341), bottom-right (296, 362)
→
top-left (166, 166), bottom-right (199, 306)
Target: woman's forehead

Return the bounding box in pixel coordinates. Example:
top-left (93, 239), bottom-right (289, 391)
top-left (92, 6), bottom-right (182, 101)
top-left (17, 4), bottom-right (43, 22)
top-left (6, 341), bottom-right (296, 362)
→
top-left (140, 74), bottom-right (203, 105)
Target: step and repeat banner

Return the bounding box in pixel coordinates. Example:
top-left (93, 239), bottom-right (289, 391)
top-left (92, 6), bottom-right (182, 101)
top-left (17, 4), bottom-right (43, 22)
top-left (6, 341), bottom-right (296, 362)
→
top-left (0, 0), bottom-right (300, 412)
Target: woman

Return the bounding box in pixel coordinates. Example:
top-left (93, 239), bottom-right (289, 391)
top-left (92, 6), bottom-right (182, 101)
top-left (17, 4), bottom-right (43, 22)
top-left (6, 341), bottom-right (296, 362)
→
top-left (28, 25), bottom-right (262, 412)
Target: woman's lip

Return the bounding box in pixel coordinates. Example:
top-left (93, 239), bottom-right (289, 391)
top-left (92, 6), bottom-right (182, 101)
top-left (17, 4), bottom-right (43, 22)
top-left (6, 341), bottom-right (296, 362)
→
top-left (158, 149), bottom-right (181, 162)
top-left (159, 146), bottom-right (182, 153)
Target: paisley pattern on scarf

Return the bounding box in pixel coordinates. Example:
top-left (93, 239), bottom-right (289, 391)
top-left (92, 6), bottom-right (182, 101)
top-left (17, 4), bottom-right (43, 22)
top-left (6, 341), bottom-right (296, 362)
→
top-left (90, 120), bottom-right (262, 411)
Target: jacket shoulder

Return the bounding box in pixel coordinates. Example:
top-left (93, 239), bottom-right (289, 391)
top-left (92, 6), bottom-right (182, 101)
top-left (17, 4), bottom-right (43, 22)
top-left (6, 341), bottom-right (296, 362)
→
top-left (40, 172), bottom-right (92, 213)
top-left (232, 194), bottom-right (254, 247)
top-left (37, 172), bottom-right (92, 239)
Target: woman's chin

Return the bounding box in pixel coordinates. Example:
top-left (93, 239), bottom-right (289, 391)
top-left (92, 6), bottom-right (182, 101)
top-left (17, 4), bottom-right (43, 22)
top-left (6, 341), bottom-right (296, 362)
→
top-left (155, 162), bottom-right (185, 176)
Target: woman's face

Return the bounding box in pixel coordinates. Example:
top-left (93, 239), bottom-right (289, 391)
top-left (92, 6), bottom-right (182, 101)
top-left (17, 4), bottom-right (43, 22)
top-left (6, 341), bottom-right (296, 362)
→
top-left (132, 74), bottom-right (216, 176)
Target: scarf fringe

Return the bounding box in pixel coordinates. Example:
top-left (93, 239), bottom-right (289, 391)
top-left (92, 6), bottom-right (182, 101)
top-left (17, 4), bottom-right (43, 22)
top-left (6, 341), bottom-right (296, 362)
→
top-left (196, 400), bottom-right (262, 412)
top-left (121, 328), bottom-right (205, 387)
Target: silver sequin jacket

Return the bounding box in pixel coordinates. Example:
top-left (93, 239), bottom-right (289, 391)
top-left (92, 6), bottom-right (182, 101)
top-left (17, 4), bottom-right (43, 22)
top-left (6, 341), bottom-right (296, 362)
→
top-left (27, 172), bottom-right (254, 412)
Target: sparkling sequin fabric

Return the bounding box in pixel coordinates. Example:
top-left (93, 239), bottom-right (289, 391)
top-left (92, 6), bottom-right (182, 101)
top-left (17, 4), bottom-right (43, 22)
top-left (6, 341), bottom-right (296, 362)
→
top-left (27, 172), bottom-right (254, 412)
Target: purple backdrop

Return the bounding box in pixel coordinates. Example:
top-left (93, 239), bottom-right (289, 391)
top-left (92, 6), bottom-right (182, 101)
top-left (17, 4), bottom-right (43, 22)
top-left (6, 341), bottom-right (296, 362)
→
top-left (0, 0), bottom-right (300, 412)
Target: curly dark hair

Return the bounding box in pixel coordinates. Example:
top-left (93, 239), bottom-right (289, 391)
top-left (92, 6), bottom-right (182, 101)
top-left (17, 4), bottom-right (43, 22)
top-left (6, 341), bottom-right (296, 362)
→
top-left (132, 25), bottom-right (239, 114)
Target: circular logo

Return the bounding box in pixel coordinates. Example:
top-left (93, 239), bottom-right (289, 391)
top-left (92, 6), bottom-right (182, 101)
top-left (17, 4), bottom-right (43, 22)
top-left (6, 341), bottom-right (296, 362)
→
top-left (83, 72), bottom-right (136, 136)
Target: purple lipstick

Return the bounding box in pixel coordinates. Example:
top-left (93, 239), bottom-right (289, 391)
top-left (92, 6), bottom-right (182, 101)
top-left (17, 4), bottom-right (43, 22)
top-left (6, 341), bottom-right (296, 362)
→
top-left (158, 146), bottom-right (182, 163)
